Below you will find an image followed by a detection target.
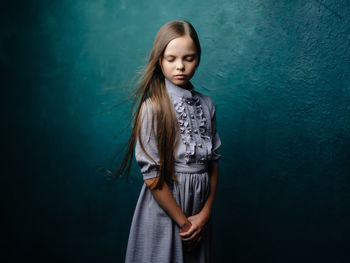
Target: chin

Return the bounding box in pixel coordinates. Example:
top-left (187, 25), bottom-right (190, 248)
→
top-left (172, 79), bottom-right (189, 86)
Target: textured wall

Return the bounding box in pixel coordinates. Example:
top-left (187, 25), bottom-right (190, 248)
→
top-left (2, 0), bottom-right (350, 262)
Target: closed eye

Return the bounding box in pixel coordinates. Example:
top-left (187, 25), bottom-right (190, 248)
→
top-left (184, 55), bottom-right (196, 62)
top-left (164, 55), bottom-right (175, 62)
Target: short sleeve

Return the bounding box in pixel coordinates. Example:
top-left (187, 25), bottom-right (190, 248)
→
top-left (134, 100), bottom-right (160, 180)
top-left (209, 100), bottom-right (222, 166)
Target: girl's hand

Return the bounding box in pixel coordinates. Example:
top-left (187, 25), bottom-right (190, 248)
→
top-left (179, 219), bottom-right (192, 233)
top-left (179, 212), bottom-right (208, 251)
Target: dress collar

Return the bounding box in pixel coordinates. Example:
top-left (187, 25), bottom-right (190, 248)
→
top-left (164, 77), bottom-right (195, 100)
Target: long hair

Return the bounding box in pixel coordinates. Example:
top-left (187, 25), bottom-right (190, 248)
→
top-left (112, 20), bottom-right (201, 190)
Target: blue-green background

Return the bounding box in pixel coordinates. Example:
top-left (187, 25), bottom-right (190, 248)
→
top-left (2, 0), bottom-right (350, 262)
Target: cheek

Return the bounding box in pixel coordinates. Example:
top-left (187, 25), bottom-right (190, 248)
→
top-left (163, 62), bottom-right (174, 72)
top-left (189, 63), bottom-right (197, 73)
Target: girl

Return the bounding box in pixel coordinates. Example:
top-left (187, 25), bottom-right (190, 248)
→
top-left (116, 20), bottom-right (221, 263)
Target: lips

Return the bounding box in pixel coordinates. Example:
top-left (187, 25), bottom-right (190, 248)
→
top-left (175, 74), bottom-right (187, 79)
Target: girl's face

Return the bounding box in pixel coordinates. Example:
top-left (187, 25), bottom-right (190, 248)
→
top-left (159, 35), bottom-right (199, 87)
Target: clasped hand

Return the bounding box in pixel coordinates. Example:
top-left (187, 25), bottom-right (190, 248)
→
top-left (179, 213), bottom-right (208, 252)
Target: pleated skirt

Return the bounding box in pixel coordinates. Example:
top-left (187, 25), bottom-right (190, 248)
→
top-left (125, 171), bottom-right (213, 263)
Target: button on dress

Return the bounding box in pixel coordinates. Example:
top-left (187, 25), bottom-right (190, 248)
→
top-left (125, 78), bottom-right (221, 263)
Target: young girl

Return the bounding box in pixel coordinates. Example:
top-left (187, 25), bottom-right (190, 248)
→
top-left (117, 20), bottom-right (221, 263)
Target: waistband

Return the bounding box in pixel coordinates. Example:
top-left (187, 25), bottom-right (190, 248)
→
top-left (174, 162), bottom-right (208, 174)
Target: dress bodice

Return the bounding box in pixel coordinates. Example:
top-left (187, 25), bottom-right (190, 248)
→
top-left (135, 78), bottom-right (221, 179)
top-left (164, 78), bottom-right (221, 167)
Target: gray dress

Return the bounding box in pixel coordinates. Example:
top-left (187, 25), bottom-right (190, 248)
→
top-left (125, 78), bottom-right (222, 263)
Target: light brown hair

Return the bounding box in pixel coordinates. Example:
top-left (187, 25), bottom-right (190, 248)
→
top-left (113, 20), bottom-right (201, 189)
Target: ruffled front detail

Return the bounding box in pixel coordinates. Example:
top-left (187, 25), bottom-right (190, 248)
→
top-left (173, 94), bottom-right (210, 164)
top-left (163, 77), bottom-right (221, 166)
top-left (194, 99), bottom-right (208, 138)
top-left (174, 99), bottom-right (196, 163)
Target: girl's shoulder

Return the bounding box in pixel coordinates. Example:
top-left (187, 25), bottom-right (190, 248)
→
top-left (140, 98), bottom-right (157, 112)
top-left (138, 98), bottom-right (158, 121)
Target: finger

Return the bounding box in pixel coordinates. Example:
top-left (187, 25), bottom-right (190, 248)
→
top-left (181, 229), bottom-right (201, 242)
top-left (179, 226), bottom-right (197, 238)
top-left (179, 220), bottom-right (192, 234)
top-left (179, 224), bottom-right (195, 235)
top-left (181, 233), bottom-right (197, 242)
top-left (182, 233), bottom-right (199, 245)
top-left (181, 227), bottom-right (203, 241)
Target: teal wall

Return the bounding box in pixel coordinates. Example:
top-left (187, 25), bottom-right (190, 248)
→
top-left (3, 0), bottom-right (350, 262)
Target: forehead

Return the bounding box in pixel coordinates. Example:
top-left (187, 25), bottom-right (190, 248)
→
top-left (163, 35), bottom-right (197, 55)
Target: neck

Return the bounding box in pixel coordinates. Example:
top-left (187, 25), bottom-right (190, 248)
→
top-left (167, 79), bottom-right (194, 91)
top-left (179, 82), bottom-right (192, 90)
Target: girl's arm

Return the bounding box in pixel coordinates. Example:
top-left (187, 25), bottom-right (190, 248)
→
top-left (179, 163), bottom-right (219, 243)
top-left (144, 177), bottom-right (192, 232)
top-left (135, 100), bottom-right (192, 233)
top-left (136, 100), bottom-right (192, 233)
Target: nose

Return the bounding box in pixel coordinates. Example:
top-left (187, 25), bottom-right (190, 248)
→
top-left (176, 60), bottom-right (185, 71)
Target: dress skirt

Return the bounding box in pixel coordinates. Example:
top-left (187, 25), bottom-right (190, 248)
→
top-left (124, 171), bottom-right (213, 263)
